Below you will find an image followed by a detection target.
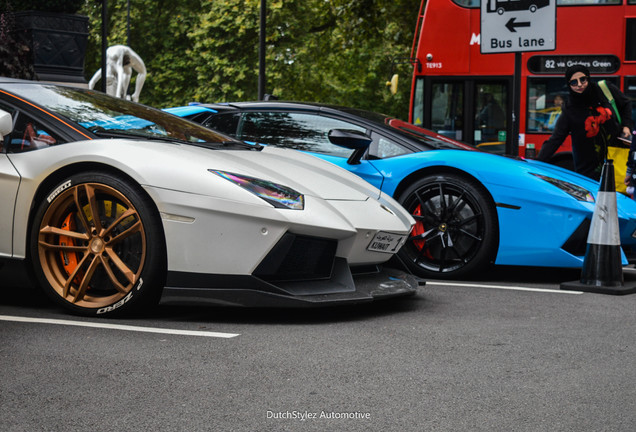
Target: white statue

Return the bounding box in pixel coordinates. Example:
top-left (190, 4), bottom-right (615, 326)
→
top-left (88, 45), bottom-right (147, 102)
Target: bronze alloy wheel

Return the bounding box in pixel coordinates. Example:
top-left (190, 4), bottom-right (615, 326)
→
top-left (32, 172), bottom-right (165, 316)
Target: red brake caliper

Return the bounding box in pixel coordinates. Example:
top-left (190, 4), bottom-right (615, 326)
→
top-left (412, 205), bottom-right (425, 249)
top-left (412, 205), bottom-right (433, 258)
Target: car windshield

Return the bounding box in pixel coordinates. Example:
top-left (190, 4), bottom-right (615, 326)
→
top-left (335, 106), bottom-right (477, 151)
top-left (3, 83), bottom-right (233, 144)
top-left (386, 119), bottom-right (478, 151)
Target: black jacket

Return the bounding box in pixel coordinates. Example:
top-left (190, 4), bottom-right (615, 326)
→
top-left (537, 80), bottom-right (633, 180)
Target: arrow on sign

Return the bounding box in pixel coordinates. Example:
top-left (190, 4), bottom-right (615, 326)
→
top-left (506, 17), bottom-right (531, 32)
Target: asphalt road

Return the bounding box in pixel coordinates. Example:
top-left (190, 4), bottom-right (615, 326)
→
top-left (2, 263), bottom-right (636, 432)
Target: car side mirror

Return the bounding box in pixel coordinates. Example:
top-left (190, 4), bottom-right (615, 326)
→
top-left (328, 129), bottom-right (371, 165)
top-left (0, 109), bottom-right (12, 138)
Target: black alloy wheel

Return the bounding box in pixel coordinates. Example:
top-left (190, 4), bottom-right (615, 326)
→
top-left (397, 173), bottom-right (498, 279)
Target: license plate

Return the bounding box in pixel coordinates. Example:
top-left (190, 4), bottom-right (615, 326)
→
top-left (367, 231), bottom-right (406, 253)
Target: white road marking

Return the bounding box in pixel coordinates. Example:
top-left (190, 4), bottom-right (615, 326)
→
top-left (426, 281), bottom-right (583, 294)
top-left (0, 315), bottom-right (240, 338)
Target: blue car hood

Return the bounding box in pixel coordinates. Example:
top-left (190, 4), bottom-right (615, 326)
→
top-left (411, 149), bottom-right (597, 199)
top-left (377, 149), bottom-right (636, 221)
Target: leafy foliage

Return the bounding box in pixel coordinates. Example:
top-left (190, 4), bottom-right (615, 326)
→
top-left (80, 0), bottom-right (419, 119)
top-left (0, 2), bottom-right (35, 79)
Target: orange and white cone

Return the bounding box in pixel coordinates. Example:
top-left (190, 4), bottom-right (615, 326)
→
top-left (561, 160), bottom-right (636, 294)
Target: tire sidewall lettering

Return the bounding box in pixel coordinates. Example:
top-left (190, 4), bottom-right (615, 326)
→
top-left (96, 292), bottom-right (132, 315)
top-left (47, 180), bottom-right (72, 203)
top-left (95, 277), bottom-right (144, 315)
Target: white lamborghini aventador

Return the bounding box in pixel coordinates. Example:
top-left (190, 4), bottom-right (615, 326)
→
top-left (0, 79), bottom-right (419, 316)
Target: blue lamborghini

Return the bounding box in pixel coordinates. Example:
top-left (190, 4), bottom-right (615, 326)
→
top-left (165, 101), bottom-right (636, 280)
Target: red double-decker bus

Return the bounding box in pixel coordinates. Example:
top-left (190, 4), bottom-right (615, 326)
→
top-left (409, 0), bottom-right (636, 167)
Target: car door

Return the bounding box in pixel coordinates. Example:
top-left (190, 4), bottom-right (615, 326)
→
top-left (0, 154), bottom-right (20, 257)
top-left (0, 108), bottom-right (19, 257)
top-left (0, 103), bottom-right (65, 258)
top-left (235, 111), bottom-right (386, 189)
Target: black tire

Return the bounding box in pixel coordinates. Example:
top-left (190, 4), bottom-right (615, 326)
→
top-left (30, 171), bottom-right (166, 317)
top-left (397, 173), bottom-right (498, 279)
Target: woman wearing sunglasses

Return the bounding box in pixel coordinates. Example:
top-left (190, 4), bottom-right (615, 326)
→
top-left (537, 65), bottom-right (633, 181)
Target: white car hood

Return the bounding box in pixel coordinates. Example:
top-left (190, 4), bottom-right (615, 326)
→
top-left (221, 145), bottom-right (379, 201)
top-left (12, 140), bottom-right (380, 202)
top-left (140, 142), bottom-right (380, 201)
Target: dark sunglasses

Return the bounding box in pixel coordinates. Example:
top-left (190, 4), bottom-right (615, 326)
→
top-left (569, 76), bottom-right (588, 87)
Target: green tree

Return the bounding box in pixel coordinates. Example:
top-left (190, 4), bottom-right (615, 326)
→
top-left (81, 0), bottom-right (420, 119)
top-left (82, 0), bottom-right (201, 106)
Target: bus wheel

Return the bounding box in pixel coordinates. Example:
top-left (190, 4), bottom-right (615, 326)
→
top-left (397, 173), bottom-right (498, 280)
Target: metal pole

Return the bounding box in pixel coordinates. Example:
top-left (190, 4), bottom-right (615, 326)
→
top-left (510, 51), bottom-right (521, 153)
top-left (127, 0), bottom-right (130, 46)
top-left (258, 0), bottom-right (266, 100)
top-left (101, 0), bottom-right (108, 93)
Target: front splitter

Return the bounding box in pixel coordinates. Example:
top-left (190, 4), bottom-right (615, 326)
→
top-left (160, 266), bottom-right (423, 308)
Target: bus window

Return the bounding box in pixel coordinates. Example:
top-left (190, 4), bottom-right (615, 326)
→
top-left (527, 78), bottom-right (568, 132)
top-left (527, 77), bottom-right (621, 133)
top-left (451, 0), bottom-right (621, 7)
top-left (558, 0), bottom-right (621, 4)
top-left (474, 83), bottom-right (507, 153)
top-left (412, 78), bottom-right (425, 127)
top-left (624, 77), bottom-right (636, 127)
top-left (452, 0), bottom-right (479, 6)
top-left (627, 18), bottom-right (636, 61)
top-left (431, 82), bottom-right (464, 141)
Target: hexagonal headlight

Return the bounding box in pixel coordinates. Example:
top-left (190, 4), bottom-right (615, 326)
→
top-left (209, 170), bottom-right (305, 210)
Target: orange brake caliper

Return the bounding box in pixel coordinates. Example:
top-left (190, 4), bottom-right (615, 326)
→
top-left (59, 213), bottom-right (80, 278)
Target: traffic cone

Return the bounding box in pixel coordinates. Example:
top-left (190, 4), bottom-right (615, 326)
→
top-left (561, 160), bottom-right (636, 294)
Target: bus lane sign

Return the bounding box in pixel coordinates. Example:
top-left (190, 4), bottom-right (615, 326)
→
top-left (480, 0), bottom-right (556, 54)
